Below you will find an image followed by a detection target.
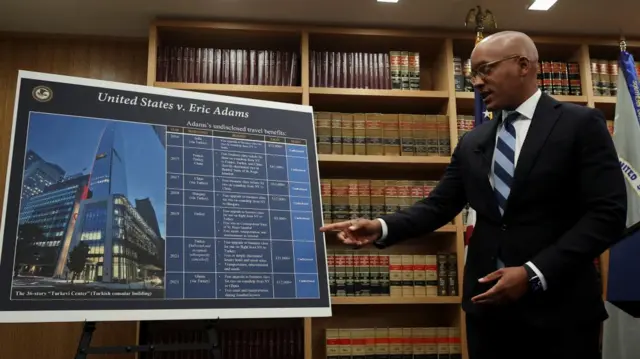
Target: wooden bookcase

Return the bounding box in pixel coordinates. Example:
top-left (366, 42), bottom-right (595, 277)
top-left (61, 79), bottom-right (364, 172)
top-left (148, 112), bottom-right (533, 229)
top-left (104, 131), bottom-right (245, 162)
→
top-left (144, 19), bottom-right (638, 359)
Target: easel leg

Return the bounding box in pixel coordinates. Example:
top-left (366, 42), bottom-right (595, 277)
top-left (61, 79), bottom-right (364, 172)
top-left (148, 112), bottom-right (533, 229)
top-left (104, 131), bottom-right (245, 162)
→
top-left (206, 319), bottom-right (222, 359)
top-left (74, 321), bottom-right (97, 359)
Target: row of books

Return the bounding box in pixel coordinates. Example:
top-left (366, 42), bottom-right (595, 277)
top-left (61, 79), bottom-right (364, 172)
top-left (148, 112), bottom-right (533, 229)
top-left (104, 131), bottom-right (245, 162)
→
top-left (155, 46), bottom-right (300, 86)
top-left (455, 115), bottom-right (475, 140)
top-left (314, 112), bottom-right (451, 157)
top-left (591, 58), bottom-right (640, 97)
top-left (328, 250), bottom-right (458, 298)
top-left (316, 112), bottom-right (603, 149)
top-left (326, 327), bottom-right (462, 359)
top-left (140, 326), bottom-right (304, 359)
top-left (310, 50), bottom-right (419, 90)
top-left (320, 179), bottom-right (444, 224)
top-left (591, 59), bottom-right (619, 97)
top-left (454, 57), bottom-right (583, 96)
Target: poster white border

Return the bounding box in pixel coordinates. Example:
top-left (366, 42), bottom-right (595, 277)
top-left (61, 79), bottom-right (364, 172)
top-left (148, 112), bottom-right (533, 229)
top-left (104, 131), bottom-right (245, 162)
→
top-left (0, 70), bottom-right (332, 323)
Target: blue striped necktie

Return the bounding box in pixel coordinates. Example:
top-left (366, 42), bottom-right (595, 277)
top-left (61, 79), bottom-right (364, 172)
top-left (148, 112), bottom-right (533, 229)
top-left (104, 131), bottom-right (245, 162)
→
top-left (493, 111), bottom-right (520, 216)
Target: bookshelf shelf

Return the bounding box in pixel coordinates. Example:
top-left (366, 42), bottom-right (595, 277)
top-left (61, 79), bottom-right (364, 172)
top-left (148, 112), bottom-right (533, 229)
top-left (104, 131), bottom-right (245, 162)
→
top-left (455, 91), bottom-right (474, 99)
top-left (593, 96), bottom-right (617, 104)
top-left (155, 82), bottom-right (303, 103)
top-left (156, 82), bottom-right (303, 93)
top-left (309, 88), bottom-right (449, 114)
top-left (146, 18), bottom-right (636, 359)
top-left (317, 154), bottom-right (451, 178)
top-left (437, 225), bottom-right (457, 233)
top-left (318, 154), bottom-right (451, 165)
top-left (553, 95), bottom-right (589, 103)
top-left (310, 87), bottom-right (448, 98)
top-left (331, 296), bottom-right (461, 305)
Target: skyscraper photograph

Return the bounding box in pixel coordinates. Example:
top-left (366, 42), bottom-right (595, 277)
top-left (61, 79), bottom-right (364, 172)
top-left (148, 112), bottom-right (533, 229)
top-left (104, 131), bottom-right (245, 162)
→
top-left (12, 112), bottom-right (167, 298)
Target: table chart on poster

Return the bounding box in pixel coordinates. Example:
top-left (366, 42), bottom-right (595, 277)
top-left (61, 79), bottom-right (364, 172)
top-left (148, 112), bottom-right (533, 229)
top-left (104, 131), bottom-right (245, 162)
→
top-left (163, 126), bottom-right (319, 300)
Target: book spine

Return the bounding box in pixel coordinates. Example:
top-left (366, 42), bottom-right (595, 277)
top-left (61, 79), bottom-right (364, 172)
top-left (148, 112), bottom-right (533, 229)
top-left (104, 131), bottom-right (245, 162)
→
top-left (399, 114), bottom-right (415, 156)
top-left (389, 328), bottom-right (403, 359)
top-left (436, 115), bottom-right (450, 156)
top-left (315, 112), bottom-right (332, 154)
top-left (331, 112), bottom-right (343, 154)
top-left (365, 114), bottom-right (383, 155)
top-left (341, 114), bottom-right (355, 155)
top-left (408, 52), bottom-right (420, 90)
top-left (321, 178), bottom-right (332, 224)
top-left (437, 252), bottom-right (448, 296)
top-left (425, 255), bottom-right (438, 297)
top-left (400, 51), bottom-right (410, 90)
top-left (401, 254), bottom-right (414, 297)
top-left (353, 114), bottom-right (367, 155)
top-left (328, 249), bottom-right (336, 296)
top-left (389, 254), bottom-right (402, 297)
top-left (382, 114), bottom-right (401, 156)
top-left (358, 179), bottom-right (372, 220)
top-left (375, 328), bottom-right (390, 359)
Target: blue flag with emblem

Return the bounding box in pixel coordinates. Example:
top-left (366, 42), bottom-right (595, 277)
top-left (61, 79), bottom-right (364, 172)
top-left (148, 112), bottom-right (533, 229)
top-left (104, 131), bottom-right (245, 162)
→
top-left (474, 87), bottom-right (493, 126)
top-left (602, 46), bottom-right (640, 359)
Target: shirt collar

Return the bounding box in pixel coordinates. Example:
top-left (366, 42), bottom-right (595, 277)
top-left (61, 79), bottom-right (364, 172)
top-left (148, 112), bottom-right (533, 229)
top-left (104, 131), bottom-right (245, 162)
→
top-left (501, 88), bottom-right (542, 121)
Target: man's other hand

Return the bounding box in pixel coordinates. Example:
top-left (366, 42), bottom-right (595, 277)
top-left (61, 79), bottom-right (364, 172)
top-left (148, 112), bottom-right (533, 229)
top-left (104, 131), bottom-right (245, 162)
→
top-left (471, 266), bottom-right (529, 305)
top-left (319, 218), bottom-right (382, 247)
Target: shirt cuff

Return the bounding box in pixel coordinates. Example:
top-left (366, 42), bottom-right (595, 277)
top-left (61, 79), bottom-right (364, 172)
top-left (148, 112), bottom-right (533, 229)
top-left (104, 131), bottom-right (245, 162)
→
top-left (377, 218), bottom-right (388, 240)
top-left (525, 261), bottom-right (548, 291)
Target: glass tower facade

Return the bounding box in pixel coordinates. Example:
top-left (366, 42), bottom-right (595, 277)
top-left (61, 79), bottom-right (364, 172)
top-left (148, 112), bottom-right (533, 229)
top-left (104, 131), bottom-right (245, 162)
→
top-left (69, 122), bottom-right (162, 284)
top-left (20, 154), bottom-right (65, 200)
top-left (88, 122), bottom-right (128, 199)
top-left (15, 175), bottom-right (89, 277)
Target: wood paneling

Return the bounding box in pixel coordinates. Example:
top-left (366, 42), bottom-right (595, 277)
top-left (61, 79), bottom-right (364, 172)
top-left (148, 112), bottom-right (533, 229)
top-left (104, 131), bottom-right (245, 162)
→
top-left (0, 32), bottom-right (147, 359)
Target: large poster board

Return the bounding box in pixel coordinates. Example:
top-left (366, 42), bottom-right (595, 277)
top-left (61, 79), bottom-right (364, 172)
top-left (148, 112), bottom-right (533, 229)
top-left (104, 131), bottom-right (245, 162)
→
top-left (0, 71), bottom-right (331, 323)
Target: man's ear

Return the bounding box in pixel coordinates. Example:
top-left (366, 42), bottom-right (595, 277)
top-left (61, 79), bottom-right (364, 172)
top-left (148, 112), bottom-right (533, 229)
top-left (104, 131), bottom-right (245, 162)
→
top-left (519, 57), bottom-right (533, 76)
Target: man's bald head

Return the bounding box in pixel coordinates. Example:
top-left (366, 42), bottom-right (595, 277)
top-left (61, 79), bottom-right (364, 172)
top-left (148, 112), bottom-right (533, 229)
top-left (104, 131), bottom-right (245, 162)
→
top-left (474, 31), bottom-right (539, 63)
top-left (469, 31), bottom-right (540, 111)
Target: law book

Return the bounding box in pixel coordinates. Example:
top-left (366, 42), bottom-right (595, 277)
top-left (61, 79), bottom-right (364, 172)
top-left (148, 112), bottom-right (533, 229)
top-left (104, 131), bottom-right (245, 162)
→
top-left (314, 112), bottom-right (332, 154)
top-left (353, 113), bottom-right (367, 155)
top-left (365, 114), bottom-right (384, 155)
top-left (342, 114), bottom-right (355, 155)
top-left (332, 112), bottom-right (343, 154)
top-left (399, 114), bottom-right (415, 156)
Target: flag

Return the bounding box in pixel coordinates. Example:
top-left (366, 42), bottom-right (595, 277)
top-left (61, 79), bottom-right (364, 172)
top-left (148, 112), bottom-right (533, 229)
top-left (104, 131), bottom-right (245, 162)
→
top-left (463, 86), bottom-right (493, 263)
top-left (602, 47), bottom-right (640, 359)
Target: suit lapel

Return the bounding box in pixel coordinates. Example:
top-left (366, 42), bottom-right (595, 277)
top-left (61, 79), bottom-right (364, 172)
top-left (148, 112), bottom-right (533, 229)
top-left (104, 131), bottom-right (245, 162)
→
top-left (508, 93), bottom-right (562, 205)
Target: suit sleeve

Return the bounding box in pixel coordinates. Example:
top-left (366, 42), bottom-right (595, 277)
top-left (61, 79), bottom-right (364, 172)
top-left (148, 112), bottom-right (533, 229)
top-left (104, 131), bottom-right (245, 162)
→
top-left (374, 138), bottom-right (468, 248)
top-left (529, 108), bottom-right (627, 289)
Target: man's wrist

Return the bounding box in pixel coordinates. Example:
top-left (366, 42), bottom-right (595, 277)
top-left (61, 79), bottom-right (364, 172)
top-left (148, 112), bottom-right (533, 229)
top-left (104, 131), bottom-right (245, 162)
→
top-left (376, 218), bottom-right (388, 240)
top-left (524, 261), bottom-right (548, 292)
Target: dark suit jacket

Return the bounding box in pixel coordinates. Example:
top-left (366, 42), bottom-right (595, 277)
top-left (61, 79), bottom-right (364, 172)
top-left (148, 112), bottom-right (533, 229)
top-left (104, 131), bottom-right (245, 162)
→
top-left (374, 93), bottom-right (628, 325)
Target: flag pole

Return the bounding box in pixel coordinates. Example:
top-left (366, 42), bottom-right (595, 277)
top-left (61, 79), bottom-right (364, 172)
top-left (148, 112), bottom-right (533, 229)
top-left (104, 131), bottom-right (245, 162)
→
top-left (462, 6), bottom-right (496, 259)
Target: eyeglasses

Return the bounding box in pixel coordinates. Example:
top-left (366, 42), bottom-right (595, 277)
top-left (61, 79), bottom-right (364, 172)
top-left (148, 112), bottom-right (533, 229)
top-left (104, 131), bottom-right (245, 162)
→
top-left (470, 54), bottom-right (523, 84)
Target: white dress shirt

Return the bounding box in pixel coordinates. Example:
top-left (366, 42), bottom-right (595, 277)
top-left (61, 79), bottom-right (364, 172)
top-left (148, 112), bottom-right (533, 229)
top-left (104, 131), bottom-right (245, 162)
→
top-left (377, 88), bottom-right (548, 290)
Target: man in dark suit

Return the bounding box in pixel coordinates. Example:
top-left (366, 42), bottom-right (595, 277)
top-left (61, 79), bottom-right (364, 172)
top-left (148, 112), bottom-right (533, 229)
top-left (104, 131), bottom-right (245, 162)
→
top-left (319, 31), bottom-right (628, 359)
